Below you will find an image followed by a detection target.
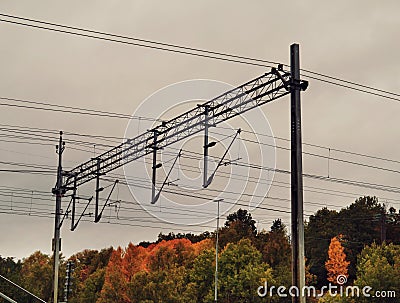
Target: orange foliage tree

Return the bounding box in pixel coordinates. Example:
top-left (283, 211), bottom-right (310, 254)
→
top-left (325, 235), bottom-right (350, 284)
top-left (98, 238), bottom-right (209, 302)
top-left (122, 243), bottom-right (148, 276)
top-left (97, 247), bottom-right (130, 303)
top-left (147, 238), bottom-right (196, 271)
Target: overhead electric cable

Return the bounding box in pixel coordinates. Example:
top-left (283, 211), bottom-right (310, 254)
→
top-left (0, 13), bottom-right (399, 102)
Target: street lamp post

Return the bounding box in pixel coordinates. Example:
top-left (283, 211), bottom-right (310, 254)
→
top-left (214, 198), bottom-right (223, 303)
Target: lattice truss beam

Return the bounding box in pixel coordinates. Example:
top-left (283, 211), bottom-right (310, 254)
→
top-left (63, 66), bottom-right (293, 188)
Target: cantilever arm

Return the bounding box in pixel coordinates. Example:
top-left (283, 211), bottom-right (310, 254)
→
top-left (204, 129), bottom-right (241, 188)
top-left (95, 179), bottom-right (119, 222)
top-left (71, 196), bottom-right (93, 231)
top-left (58, 196), bottom-right (73, 229)
top-left (152, 149), bottom-right (182, 204)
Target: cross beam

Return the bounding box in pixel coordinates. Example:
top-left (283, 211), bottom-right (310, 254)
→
top-left (63, 67), bottom-right (293, 188)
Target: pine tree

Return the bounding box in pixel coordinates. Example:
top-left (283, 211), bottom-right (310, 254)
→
top-left (325, 235), bottom-right (350, 284)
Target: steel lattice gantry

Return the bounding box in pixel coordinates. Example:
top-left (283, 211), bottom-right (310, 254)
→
top-left (62, 66), bottom-right (296, 189)
top-left (52, 46), bottom-right (309, 303)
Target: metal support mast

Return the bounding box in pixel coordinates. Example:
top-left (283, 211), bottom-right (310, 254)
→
top-left (214, 198), bottom-right (222, 303)
top-left (71, 175), bottom-right (77, 231)
top-left (52, 131), bottom-right (65, 303)
top-left (95, 158), bottom-right (101, 221)
top-left (290, 43), bottom-right (306, 303)
top-left (203, 105), bottom-right (210, 188)
top-left (151, 130), bottom-right (160, 202)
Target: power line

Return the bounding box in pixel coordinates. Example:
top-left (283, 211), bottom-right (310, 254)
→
top-left (2, 151), bottom-right (400, 203)
top-left (1, 136), bottom-right (400, 214)
top-left (1, 120), bottom-right (399, 175)
top-left (233, 161), bottom-right (400, 194)
top-left (0, 169), bottom-right (53, 174)
top-left (1, 139), bottom-right (400, 201)
top-left (0, 18), bottom-right (269, 69)
top-left (1, 13), bottom-right (399, 103)
top-left (0, 13), bottom-right (279, 66)
top-left (299, 69), bottom-right (400, 98)
top-left (0, 96), bottom-right (399, 166)
top-left (0, 210), bottom-right (218, 232)
top-left (208, 128), bottom-right (400, 174)
top-left (216, 126), bottom-right (400, 165)
top-left (158, 146), bottom-right (400, 193)
top-left (1, 209), bottom-right (386, 248)
top-left (106, 171), bottom-right (400, 213)
top-left (303, 74), bottom-right (400, 103)
top-left (0, 97), bottom-right (159, 121)
top-left (0, 123), bottom-right (124, 142)
top-left (0, 180), bottom-right (373, 219)
top-left (2, 165), bottom-right (399, 216)
top-left (0, 187), bottom-right (392, 228)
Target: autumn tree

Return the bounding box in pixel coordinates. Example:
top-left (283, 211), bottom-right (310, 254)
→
top-left (20, 251), bottom-right (54, 302)
top-left (0, 256), bottom-right (23, 302)
top-left (97, 247), bottom-right (129, 303)
top-left (77, 268), bottom-right (106, 303)
top-left (192, 238), bottom-right (213, 254)
top-left (252, 218), bottom-right (293, 300)
top-left (128, 266), bottom-right (188, 303)
top-left (306, 197), bottom-right (385, 285)
top-left (225, 209), bottom-right (257, 232)
top-left (305, 207), bottom-right (340, 287)
top-left (386, 207), bottom-right (400, 244)
top-left (318, 293), bottom-right (350, 303)
top-left (325, 236), bottom-right (350, 284)
top-left (127, 239), bottom-right (196, 303)
top-left (218, 209), bottom-right (257, 248)
top-left (261, 219), bottom-right (291, 268)
top-left (147, 239), bottom-right (195, 272)
top-left (69, 247), bottom-right (113, 303)
top-left (185, 248), bottom-right (216, 303)
top-left (339, 196), bottom-right (385, 279)
top-left (156, 231), bottom-right (211, 243)
top-left (122, 243), bottom-right (148, 278)
top-left (354, 243), bottom-right (400, 303)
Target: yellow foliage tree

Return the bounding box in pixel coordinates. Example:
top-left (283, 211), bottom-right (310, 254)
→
top-left (325, 235), bottom-right (350, 284)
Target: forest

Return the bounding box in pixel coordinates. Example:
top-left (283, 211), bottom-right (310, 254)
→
top-left (1, 196), bottom-right (400, 303)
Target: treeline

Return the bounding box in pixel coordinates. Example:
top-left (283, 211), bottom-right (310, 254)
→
top-left (305, 196), bottom-right (400, 286)
top-left (0, 196), bottom-right (399, 303)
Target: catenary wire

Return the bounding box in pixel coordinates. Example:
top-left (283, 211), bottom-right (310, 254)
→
top-left (0, 14), bottom-right (399, 102)
top-left (1, 122), bottom-right (399, 176)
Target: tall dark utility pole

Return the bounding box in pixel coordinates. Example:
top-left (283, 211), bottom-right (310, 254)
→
top-left (52, 131), bottom-right (65, 303)
top-left (290, 43), bottom-right (306, 303)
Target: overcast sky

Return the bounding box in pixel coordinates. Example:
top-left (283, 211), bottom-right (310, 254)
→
top-left (0, 1), bottom-right (399, 260)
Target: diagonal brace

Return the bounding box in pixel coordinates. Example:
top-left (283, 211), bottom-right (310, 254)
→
top-left (204, 128), bottom-right (241, 188)
top-left (151, 149), bottom-right (182, 204)
top-left (95, 179), bottom-right (119, 222)
top-left (71, 196), bottom-right (93, 231)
